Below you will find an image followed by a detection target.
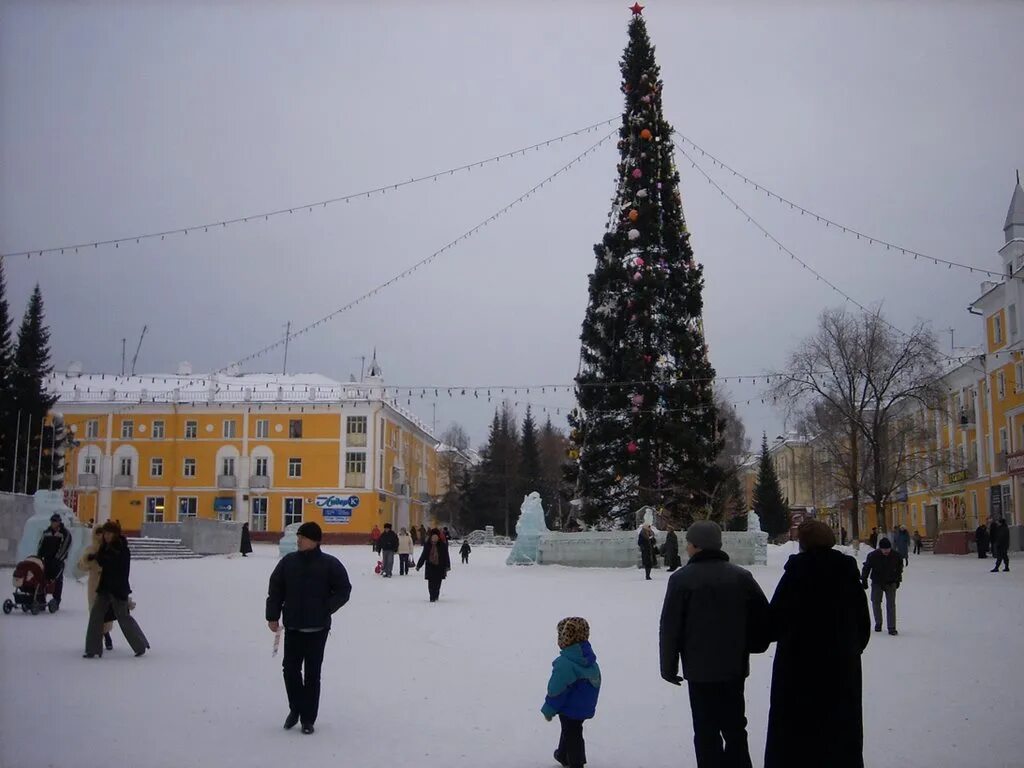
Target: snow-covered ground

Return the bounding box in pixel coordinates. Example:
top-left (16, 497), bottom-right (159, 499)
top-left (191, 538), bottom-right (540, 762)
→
top-left (1, 543), bottom-right (1022, 768)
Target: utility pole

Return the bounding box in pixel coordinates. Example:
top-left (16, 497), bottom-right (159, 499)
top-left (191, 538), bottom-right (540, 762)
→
top-left (121, 338), bottom-right (126, 376)
top-left (282, 321), bottom-right (291, 376)
top-left (432, 403), bottom-right (437, 434)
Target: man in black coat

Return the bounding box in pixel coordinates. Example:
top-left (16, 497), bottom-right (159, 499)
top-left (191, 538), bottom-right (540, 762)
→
top-left (83, 521), bottom-right (149, 658)
top-left (975, 523), bottom-right (990, 558)
top-left (377, 523), bottom-right (399, 578)
top-left (37, 513), bottom-right (72, 607)
top-left (991, 518), bottom-right (1011, 572)
top-left (868, 528), bottom-right (878, 549)
top-left (660, 521), bottom-right (770, 768)
top-left (861, 537), bottom-right (903, 635)
top-left (266, 522), bottom-right (352, 734)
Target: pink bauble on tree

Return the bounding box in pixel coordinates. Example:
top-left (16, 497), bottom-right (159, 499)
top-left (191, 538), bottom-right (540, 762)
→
top-left (632, 168), bottom-right (643, 179)
top-left (627, 441), bottom-right (639, 454)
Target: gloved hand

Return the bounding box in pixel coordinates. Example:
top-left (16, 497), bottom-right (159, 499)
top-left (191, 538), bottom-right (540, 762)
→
top-left (661, 671), bottom-right (683, 686)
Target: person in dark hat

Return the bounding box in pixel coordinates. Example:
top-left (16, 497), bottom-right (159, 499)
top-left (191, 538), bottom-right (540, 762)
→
top-left (416, 528), bottom-right (451, 602)
top-left (37, 513), bottom-right (72, 609)
top-left (659, 521), bottom-right (770, 768)
top-left (266, 521), bottom-right (352, 735)
top-left (764, 520), bottom-right (870, 768)
top-left (83, 520), bottom-right (149, 658)
top-left (240, 522), bottom-right (253, 557)
top-left (861, 536), bottom-right (903, 635)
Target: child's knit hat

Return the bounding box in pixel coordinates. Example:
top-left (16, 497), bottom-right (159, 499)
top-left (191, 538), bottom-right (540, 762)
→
top-left (557, 616), bottom-right (590, 649)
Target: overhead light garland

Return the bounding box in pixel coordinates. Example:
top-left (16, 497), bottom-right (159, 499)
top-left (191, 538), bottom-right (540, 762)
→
top-left (0, 117), bottom-right (616, 261)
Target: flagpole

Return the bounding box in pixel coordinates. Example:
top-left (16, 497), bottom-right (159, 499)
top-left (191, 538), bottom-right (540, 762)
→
top-left (49, 422), bottom-right (56, 491)
top-left (36, 420), bottom-right (45, 493)
top-left (22, 414), bottom-right (31, 494)
top-left (11, 411), bottom-right (20, 493)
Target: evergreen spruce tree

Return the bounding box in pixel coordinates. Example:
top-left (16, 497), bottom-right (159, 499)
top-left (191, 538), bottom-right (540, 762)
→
top-left (753, 433), bottom-right (789, 539)
top-left (10, 285), bottom-right (57, 495)
top-left (568, 7), bottom-right (722, 524)
top-left (519, 406), bottom-right (542, 501)
top-left (0, 260), bottom-right (14, 491)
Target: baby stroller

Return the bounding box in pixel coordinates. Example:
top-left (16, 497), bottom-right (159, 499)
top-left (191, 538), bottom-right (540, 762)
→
top-left (3, 556), bottom-right (61, 615)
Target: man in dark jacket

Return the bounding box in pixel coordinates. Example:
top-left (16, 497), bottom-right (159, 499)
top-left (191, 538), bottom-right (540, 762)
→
top-left (266, 521), bottom-right (351, 734)
top-left (991, 518), bottom-right (1011, 572)
top-left (660, 521), bottom-right (770, 768)
top-left (37, 513), bottom-right (72, 608)
top-left (83, 521), bottom-right (149, 658)
top-left (895, 526), bottom-right (911, 566)
top-left (377, 523), bottom-right (399, 578)
top-left (868, 528), bottom-right (878, 549)
top-left (975, 522), bottom-right (990, 558)
top-left (861, 537), bottom-right (903, 635)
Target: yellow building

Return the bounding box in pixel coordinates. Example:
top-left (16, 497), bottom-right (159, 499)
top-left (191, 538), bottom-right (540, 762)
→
top-left (53, 357), bottom-right (439, 542)
top-left (900, 178), bottom-right (1024, 552)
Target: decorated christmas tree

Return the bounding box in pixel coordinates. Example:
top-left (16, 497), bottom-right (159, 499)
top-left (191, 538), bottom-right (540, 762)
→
top-left (568, 5), bottom-right (722, 525)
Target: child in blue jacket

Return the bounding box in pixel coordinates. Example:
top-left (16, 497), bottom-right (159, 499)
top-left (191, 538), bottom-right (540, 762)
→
top-left (541, 617), bottom-right (601, 768)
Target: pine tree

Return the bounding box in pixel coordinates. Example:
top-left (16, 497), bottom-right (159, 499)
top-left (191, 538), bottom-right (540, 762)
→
top-left (519, 406), bottom-right (542, 501)
top-left (10, 285), bottom-right (57, 495)
top-left (568, 7), bottom-right (722, 524)
top-left (0, 260), bottom-right (14, 491)
top-left (753, 433), bottom-right (789, 539)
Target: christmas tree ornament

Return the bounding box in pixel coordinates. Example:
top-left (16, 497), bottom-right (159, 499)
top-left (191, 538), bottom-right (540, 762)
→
top-left (632, 168), bottom-right (643, 179)
top-left (628, 209), bottom-right (639, 222)
top-left (637, 189), bottom-right (648, 198)
top-left (640, 128), bottom-right (653, 140)
top-left (627, 441), bottom-right (639, 454)
top-left (634, 257), bottom-right (645, 267)
top-left (628, 229), bottom-right (640, 240)
top-left (631, 393), bottom-right (644, 406)
top-left (633, 271), bottom-right (642, 281)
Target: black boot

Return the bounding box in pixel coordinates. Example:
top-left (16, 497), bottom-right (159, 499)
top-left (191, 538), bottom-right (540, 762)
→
top-left (284, 711), bottom-right (299, 730)
top-left (104, 633), bottom-right (113, 651)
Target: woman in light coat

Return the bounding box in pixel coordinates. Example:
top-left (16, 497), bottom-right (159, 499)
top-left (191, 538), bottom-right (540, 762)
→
top-left (397, 527), bottom-right (414, 576)
top-left (77, 527), bottom-right (115, 650)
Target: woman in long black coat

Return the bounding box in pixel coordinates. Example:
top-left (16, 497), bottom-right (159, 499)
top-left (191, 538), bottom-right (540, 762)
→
top-left (240, 522), bottom-right (253, 556)
top-left (975, 523), bottom-right (990, 558)
top-left (765, 520), bottom-right (870, 768)
top-left (415, 528), bottom-right (451, 602)
top-left (662, 526), bottom-right (680, 571)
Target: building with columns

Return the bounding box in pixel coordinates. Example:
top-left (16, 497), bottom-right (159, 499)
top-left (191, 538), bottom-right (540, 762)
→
top-left (53, 354), bottom-right (439, 541)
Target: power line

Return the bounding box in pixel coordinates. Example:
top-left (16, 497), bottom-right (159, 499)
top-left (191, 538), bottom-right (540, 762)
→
top-left (674, 132), bottom-right (1010, 281)
top-left (1, 117), bottom-right (617, 260)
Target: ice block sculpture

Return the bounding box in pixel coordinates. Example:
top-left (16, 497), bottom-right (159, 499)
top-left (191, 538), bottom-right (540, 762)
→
top-left (506, 492), bottom-right (549, 565)
top-left (17, 491), bottom-right (89, 578)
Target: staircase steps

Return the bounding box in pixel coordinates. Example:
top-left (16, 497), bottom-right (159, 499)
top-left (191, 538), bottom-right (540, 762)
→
top-left (125, 537), bottom-right (204, 560)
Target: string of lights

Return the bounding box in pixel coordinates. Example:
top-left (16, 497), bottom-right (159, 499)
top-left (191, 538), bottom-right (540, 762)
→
top-left (215, 128), bottom-right (619, 373)
top-left (0, 117), bottom-right (617, 260)
top-left (674, 132), bottom-right (1009, 280)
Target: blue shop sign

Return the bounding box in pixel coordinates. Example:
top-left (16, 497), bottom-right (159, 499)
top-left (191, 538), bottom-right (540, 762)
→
top-left (213, 497), bottom-right (235, 513)
top-left (316, 494), bottom-right (360, 524)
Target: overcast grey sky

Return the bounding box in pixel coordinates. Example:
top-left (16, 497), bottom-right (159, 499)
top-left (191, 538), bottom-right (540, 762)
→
top-left (2, 0), bottom-right (1022, 448)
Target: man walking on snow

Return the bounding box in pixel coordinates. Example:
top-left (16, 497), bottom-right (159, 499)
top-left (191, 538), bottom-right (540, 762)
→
top-left (266, 522), bottom-right (351, 735)
top-left (861, 537), bottom-right (903, 635)
top-left (659, 521), bottom-right (770, 768)
top-left (377, 523), bottom-right (399, 578)
top-left (37, 513), bottom-right (72, 609)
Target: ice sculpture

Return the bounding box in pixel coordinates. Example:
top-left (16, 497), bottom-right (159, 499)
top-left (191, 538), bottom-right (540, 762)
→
top-left (278, 522), bottom-right (301, 558)
top-left (506, 492), bottom-right (549, 565)
top-left (16, 491), bottom-right (90, 578)
top-left (747, 510), bottom-right (762, 533)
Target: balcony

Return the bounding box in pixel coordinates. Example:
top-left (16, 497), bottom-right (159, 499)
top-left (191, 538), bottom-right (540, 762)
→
top-left (347, 432), bottom-right (367, 448)
top-left (112, 474), bottom-right (133, 489)
top-left (250, 475), bottom-right (270, 489)
top-left (217, 474), bottom-right (237, 489)
top-left (959, 407), bottom-right (976, 427)
top-left (77, 473), bottom-right (99, 488)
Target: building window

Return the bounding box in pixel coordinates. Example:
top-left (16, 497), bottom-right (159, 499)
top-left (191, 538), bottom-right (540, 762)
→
top-left (145, 496), bottom-right (165, 523)
top-left (998, 371), bottom-right (1006, 400)
top-left (152, 420), bottom-right (165, 439)
top-left (345, 451), bottom-right (366, 487)
top-left (83, 455), bottom-right (97, 475)
top-left (289, 419), bottom-right (303, 439)
top-left (118, 457), bottom-right (133, 477)
top-left (121, 420), bottom-right (134, 439)
top-left (251, 497), bottom-right (268, 531)
top-left (999, 428), bottom-right (1009, 455)
top-left (185, 420), bottom-right (198, 440)
top-left (378, 453), bottom-right (384, 487)
top-left (150, 457), bottom-right (164, 478)
top-left (86, 420), bottom-right (99, 439)
top-left (1017, 362), bottom-right (1024, 393)
top-left (221, 457), bottom-right (235, 477)
top-left (255, 419), bottom-right (269, 439)
top-left (284, 497), bottom-right (303, 527)
top-left (995, 314), bottom-right (1004, 345)
top-left (1011, 305), bottom-right (1019, 338)
top-left (288, 458), bottom-right (302, 478)
top-left (223, 420), bottom-right (237, 439)
top-left (178, 497), bottom-right (197, 519)
top-left (254, 457), bottom-right (269, 477)
top-left (347, 416), bottom-right (368, 446)
top-left (183, 458), bottom-right (196, 478)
